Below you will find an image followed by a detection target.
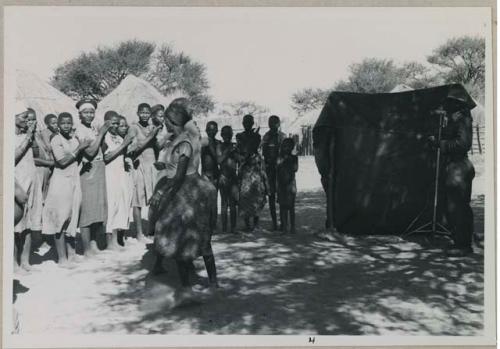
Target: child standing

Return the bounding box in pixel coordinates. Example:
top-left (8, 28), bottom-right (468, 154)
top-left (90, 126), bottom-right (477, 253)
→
top-left (262, 115), bottom-right (286, 231)
top-left (217, 126), bottom-right (239, 234)
top-left (201, 121), bottom-right (221, 231)
top-left (277, 138), bottom-right (298, 234)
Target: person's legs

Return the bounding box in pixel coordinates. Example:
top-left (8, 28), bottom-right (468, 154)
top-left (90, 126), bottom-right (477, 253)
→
top-left (106, 229), bottom-right (122, 251)
top-left (445, 161), bottom-right (474, 253)
top-left (253, 216), bottom-right (259, 230)
top-left (13, 243), bottom-right (21, 273)
top-left (92, 223), bottom-right (105, 250)
top-left (211, 184), bottom-right (218, 232)
top-left (133, 207), bottom-right (147, 242)
top-left (244, 217), bottom-right (251, 231)
top-left (229, 202), bottom-right (237, 234)
top-left (176, 260), bottom-right (191, 288)
top-left (279, 204), bottom-right (286, 232)
top-left (30, 231), bottom-right (43, 253)
top-left (203, 248), bottom-right (219, 288)
top-left (290, 202), bottom-right (296, 234)
top-left (80, 226), bottom-right (96, 257)
top-left (230, 183), bottom-right (239, 234)
top-left (152, 253), bottom-right (164, 275)
top-left (220, 193), bottom-right (228, 234)
top-left (117, 230), bottom-right (125, 247)
top-left (66, 235), bottom-right (79, 262)
top-left (266, 167), bottom-right (278, 230)
top-left (19, 231), bottom-right (32, 270)
top-left (54, 233), bottom-right (68, 266)
top-left (147, 205), bottom-right (157, 237)
top-left (14, 233), bottom-right (22, 266)
top-left (280, 206), bottom-right (289, 233)
top-left (269, 193), bottom-right (278, 230)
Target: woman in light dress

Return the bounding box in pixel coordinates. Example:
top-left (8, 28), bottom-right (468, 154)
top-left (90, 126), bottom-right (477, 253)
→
top-left (129, 103), bottom-right (161, 242)
top-left (42, 113), bottom-right (91, 266)
top-left (27, 110), bottom-right (55, 250)
top-left (102, 111), bottom-right (133, 250)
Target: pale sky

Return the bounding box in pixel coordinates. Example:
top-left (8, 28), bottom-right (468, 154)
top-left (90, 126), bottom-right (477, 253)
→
top-left (5, 6), bottom-right (490, 117)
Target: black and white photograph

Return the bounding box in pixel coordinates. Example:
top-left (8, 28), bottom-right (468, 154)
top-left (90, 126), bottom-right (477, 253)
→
top-left (2, 3), bottom-right (495, 348)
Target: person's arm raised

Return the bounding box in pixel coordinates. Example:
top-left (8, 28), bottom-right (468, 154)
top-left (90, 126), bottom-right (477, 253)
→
top-left (55, 138), bottom-right (91, 169)
top-left (104, 133), bottom-right (134, 164)
top-left (33, 133), bottom-right (54, 167)
top-left (131, 126), bottom-right (161, 156)
top-left (81, 121), bottom-right (112, 160)
top-left (15, 124), bottom-right (35, 165)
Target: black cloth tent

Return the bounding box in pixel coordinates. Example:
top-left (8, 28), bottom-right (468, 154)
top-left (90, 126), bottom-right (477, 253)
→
top-left (313, 84), bottom-right (476, 235)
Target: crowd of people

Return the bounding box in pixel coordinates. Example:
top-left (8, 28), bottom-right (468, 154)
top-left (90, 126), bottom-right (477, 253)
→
top-left (13, 97), bottom-right (299, 294)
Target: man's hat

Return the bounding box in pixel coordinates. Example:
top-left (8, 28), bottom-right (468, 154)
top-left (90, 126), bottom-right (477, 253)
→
top-left (445, 84), bottom-right (476, 110)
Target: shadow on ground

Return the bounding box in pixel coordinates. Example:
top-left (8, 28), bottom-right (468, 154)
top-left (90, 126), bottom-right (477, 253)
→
top-left (86, 191), bottom-right (484, 335)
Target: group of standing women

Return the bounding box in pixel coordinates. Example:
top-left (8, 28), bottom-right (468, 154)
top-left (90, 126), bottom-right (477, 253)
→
top-left (14, 96), bottom-right (297, 300)
top-left (14, 98), bottom-right (213, 276)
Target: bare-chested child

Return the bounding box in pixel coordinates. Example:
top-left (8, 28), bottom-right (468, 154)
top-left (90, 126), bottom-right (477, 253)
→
top-left (217, 126), bottom-right (239, 234)
top-left (276, 138), bottom-right (298, 234)
top-left (201, 121), bottom-right (221, 231)
top-left (262, 115), bottom-right (286, 231)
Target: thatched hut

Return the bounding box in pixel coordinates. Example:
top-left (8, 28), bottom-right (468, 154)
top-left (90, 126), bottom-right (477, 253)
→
top-left (15, 70), bottom-right (78, 129)
top-left (95, 75), bottom-right (186, 126)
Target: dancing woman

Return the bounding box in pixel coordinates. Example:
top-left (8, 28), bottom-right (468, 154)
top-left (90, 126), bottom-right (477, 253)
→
top-left (149, 102), bottom-right (219, 299)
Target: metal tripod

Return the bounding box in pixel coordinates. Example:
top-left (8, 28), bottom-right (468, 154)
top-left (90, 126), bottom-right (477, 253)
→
top-left (402, 111), bottom-right (451, 237)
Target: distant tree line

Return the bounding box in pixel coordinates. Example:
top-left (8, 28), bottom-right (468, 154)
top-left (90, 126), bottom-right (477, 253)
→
top-left (291, 36), bottom-right (486, 115)
top-left (51, 40), bottom-right (214, 116)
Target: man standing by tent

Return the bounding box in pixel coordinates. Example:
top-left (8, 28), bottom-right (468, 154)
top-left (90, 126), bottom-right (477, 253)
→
top-left (430, 87), bottom-right (476, 257)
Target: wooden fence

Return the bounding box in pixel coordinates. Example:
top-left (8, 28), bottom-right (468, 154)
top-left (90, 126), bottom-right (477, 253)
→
top-left (294, 124), bottom-right (485, 156)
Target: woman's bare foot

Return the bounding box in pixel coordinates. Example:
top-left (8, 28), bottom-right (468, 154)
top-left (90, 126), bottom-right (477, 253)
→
top-left (107, 241), bottom-right (123, 252)
top-left (175, 287), bottom-right (201, 307)
top-left (89, 241), bottom-right (101, 254)
top-left (136, 233), bottom-right (151, 244)
top-left (57, 257), bottom-right (73, 268)
top-left (15, 267), bottom-right (30, 276)
top-left (18, 263), bottom-right (32, 273)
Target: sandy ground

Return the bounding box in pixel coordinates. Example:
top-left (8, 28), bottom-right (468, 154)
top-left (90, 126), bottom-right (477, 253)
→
top-left (13, 157), bottom-right (485, 335)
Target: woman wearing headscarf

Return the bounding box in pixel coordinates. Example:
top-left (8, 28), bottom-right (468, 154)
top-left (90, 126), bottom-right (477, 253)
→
top-left (75, 99), bottom-right (111, 257)
top-left (149, 102), bottom-right (219, 301)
